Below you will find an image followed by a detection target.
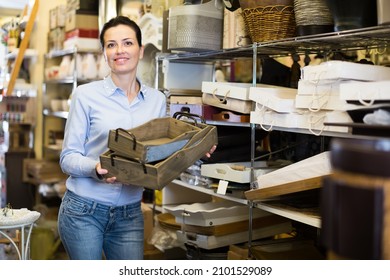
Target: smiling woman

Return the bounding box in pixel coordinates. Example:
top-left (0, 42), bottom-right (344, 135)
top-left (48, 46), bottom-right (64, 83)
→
top-left (101, 23), bottom-right (144, 101)
top-left (57, 15), bottom-right (167, 260)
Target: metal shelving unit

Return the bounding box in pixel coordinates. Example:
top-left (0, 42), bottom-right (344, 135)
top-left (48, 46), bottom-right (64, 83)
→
top-left (158, 25), bottom-right (390, 232)
top-left (42, 48), bottom-right (101, 159)
top-left (159, 25), bottom-right (390, 61)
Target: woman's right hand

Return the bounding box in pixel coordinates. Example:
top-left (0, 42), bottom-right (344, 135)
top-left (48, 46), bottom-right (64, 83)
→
top-left (96, 163), bottom-right (117, 183)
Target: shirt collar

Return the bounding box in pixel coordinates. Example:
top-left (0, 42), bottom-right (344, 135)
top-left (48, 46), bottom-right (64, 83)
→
top-left (103, 75), bottom-right (146, 100)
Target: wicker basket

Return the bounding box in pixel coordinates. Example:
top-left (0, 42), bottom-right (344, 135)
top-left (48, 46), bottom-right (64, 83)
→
top-left (239, 0), bottom-right (293, 10)
top-left (241, 5), bottom-right (296, 43)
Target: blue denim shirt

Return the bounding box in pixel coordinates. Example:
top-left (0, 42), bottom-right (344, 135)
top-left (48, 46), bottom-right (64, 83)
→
top-left (60, 76), bottom-right (167, 206)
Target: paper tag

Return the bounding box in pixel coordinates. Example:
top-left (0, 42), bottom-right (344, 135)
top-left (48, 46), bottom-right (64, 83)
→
top-left (217, 180), bottom-right (229, 195)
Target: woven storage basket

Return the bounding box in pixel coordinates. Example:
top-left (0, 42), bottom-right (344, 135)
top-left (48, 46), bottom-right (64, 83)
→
top-left (241, 5), bottom-right (296, 42)
top-left (293, 0), bottom-right (333, 35)
top-left (239, 0), bottom-right (293, 9)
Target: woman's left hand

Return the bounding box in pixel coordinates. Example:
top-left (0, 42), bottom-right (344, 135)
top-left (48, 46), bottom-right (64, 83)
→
top-left (205, 145), bottom-right (217, 158)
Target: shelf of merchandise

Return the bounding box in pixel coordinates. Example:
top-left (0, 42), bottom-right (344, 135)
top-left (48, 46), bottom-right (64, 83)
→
top-left (158, 24), bottom-right (390, 230)
top-left (42, 48), bottom-right (101, 158)
top-left (5, 48), bottom-right (38, 60)
top-left (167, 178), bottom-right (320, 228)
top-left (160, 25), bottom-right (390, 61)
top-left (170, 179), bottom-right (248, 205)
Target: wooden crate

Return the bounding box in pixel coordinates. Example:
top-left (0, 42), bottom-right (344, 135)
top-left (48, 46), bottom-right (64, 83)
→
top-left (101, 122), bottom-right (218, 190)
top-left (108, 117), bottom-right (201, 163)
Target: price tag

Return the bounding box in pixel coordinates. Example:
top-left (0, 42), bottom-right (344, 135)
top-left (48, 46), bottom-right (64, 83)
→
top-left (217, 180), bottom-right (229, 195)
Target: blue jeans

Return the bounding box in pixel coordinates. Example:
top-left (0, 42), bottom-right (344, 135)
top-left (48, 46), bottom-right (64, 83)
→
top-left (58, 190), bottom-right (144, 260)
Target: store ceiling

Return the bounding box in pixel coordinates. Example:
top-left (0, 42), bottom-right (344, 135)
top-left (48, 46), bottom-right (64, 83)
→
top-left (0, 0), bottom-right (28, 17)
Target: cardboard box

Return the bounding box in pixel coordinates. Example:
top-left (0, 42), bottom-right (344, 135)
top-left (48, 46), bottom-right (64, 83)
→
top-left (65, 11), bottom-right (98, 32)
top-left (50, 5), bottom-right (66, 30)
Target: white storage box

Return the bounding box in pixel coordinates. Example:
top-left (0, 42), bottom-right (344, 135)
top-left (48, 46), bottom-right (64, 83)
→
top-left (296, 79), bottom-right (360, 110)
top-left (170, 96), bottom-right (203, 104)
top-left (249, 85), bottom-right (297, 113)
top-left (202, 92), bottom-right (253, 114)
top-left (202, 81), bottom-right (255, 99)
top-left (63, 37), bottom-right (100, 51)
top-left (201, 81), bottom-right (254, 113)
top-left (295, 94), bottom-right (358, 111)
top-left (200, 161), bottom-right (282, 183)
top-left (251, 109), bottom-right (317, 129)
top-left (301, 61), bottom-right (390, 82)
top-left (168, 0), bottom-right (224, 51)
top-left (164, 201), bottom-right (270, 226)
top-left (250, 109), bottom-right (352, 134)
top-left (297, 79), bottom-right (347, 96)
top-left (339, 80), bottom-right (390, 104)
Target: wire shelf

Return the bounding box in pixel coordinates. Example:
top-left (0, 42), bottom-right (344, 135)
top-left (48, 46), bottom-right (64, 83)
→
top-left (159, 25), bottom-right (390, 61)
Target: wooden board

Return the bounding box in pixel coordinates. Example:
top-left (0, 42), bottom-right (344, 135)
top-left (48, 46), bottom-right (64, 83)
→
top-left (245, 175), bottom-right (327, 201)
top-left (156, 212), bottom-right (181, 231)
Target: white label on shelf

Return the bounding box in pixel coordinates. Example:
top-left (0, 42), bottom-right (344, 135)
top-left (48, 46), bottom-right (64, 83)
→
top-left (217, 180), bottom-right (228, 195)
